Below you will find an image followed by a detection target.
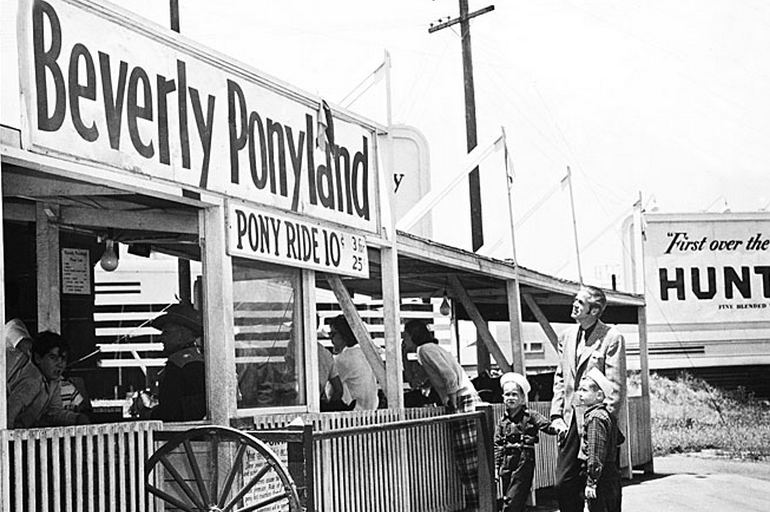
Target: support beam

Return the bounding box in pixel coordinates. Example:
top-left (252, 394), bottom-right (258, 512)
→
top-left (522, 293), bottom-right (559, 351)
top-left (36, 203), bottom-right (61, 332)
top-left (200, 205), bottom-right (236, 425)
top-left (0, 179), bottom-right (6, 429)
top-left (448, 275), bottom-right (511, 372)
top-left (380, 246), bottom-right (404, 409)
top-left (327, 275), bottom-right (388, 394)
top-left (638, 305), bottom-right (654, 474)
top-left (303, 270), bottom-right (320, 412)
top-left (476, 331), bottom-right (490, 374)
top-left (506, 280), bottom-right (526, 374)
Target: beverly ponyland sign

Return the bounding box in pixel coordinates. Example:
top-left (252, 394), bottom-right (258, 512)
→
top-left (17, 0), bottom-right (379, 234)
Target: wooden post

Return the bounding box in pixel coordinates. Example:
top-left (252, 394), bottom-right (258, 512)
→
top-left (36, 203), bottom-right (61, 332)
top-left (522, 293), bottom-right (559, 351)
top-left (287, 419), bottom-right (316, 512)
top-left (380, 245), bottom-right (405, 409)
top-left (638, 305), bottom-right (654, 474)
top-left (448, 275), bottom-right (511, 372)
top-left (326, 275), bottom-right (388, 394)
top-left (303, 270), bottom-right (320, 412)
top-left (476, 329), bottom-right (490, 375)
top-left (505, 280), bottom-right (526, 374)
top-left (477, 403), bottom-right (496, 512)
top-left (200, 205), bottom-right (236, 425)
top-left (0, 180), bottom-right (6, 430)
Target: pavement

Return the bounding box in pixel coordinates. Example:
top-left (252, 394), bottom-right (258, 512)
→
top-left (529, 454), bottom-right (770, 511)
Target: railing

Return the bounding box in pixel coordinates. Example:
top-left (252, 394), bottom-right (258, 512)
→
top-left (237, 406), bottom-right (497, 512)
top-left (1, 421), bottom-right (162, 512)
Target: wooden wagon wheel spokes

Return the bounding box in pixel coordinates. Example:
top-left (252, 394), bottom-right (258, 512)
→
top-left (146, 426), bottom-right (301, 512)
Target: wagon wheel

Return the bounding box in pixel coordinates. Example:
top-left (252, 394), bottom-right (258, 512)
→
top-left (146, 425), bottom-right (301, 512)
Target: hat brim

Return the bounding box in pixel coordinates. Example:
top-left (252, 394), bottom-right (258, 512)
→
top-left (150, 313), bottom-right (202, 335)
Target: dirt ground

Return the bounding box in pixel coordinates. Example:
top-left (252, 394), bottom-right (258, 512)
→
top-left (528, 454), bottom-right (770, 511)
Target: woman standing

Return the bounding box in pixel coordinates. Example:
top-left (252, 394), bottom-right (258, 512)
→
top-left (328, 315), bottom-right (379, 411)
top-left (402, 319), bottom-right (481, 512)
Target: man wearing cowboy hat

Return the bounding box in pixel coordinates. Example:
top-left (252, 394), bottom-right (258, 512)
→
top-left (138, 302), bottom-right (206, 421)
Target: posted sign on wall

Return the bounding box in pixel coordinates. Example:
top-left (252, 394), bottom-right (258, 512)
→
top-left (644, 214), bottom-right (770, 325)
top-left (17, 0), bottom-right (378, 233)
top-left (227, 203), bottom-right (369, 278)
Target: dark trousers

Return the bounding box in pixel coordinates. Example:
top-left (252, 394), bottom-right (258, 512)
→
top-left (587, 466), bottom-right (622, 512)
top-left (500, 450), bottom-right (535, 512)
top-left (555, 418), bottom-right (586, 512)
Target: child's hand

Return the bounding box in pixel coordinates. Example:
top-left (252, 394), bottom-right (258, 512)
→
top-left (584, 483), bottom-right (597, 500)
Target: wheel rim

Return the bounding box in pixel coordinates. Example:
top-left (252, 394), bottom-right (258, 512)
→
top-left (146, 426), bottom-right (301, 512)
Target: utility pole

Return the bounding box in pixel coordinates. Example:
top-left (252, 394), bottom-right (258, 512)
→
top-left (429, 2), bottom-right (495, 252)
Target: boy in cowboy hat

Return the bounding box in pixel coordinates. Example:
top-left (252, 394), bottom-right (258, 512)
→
top-left (494, 372), bottom-right (558, 512)
top-left (133, 302), bottom-right (206, 421)
top-left (577, 368), bottom-right (625, 512)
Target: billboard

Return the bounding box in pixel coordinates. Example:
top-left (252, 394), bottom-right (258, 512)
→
top-left (16, 0), bottom-right (379, 233)
top-left (644, 213), bottom-right (770, 325)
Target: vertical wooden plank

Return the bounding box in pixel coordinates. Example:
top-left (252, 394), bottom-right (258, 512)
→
top-left (14, 433), bottom-right (23, 512)
top-left (137, 427), bottom-right (147, 512)
top-left (108, 427), bottom-right (117, 512)
top-left (75, 431), bottom-right (84, 512)
top-left (36, 203), bottom-right (61, 332)
top-left (0, 432), bottom-right (10, 512)
top-left (86, 431), bottom-right (94, 512)
top-left (27, 432), bottom-right (37, 512)
top-left (128, 429), bottom-right (137, 512)
top-left (201, 204), bottom-right (236, 425)
top-left (303, 269), bottom-right (320, 412)
top-left (380, 244), bottom-right (404, 409)
top-left (64, 429), bottom-right (73, 512)
top-left (97, 429), bottom-right (106, 512)
top-left (52, 433), bottom-right (61, 512)
top-left (117, 427), bottom-right (126, 510)
top-left (0, 179), bottom-right (6, 430)
top-left (506, 279), bottom-right (526, 373)
top-left (637, 305), bottom-right (654, 473)
top-left (39, 433), bottom-right (49, 512)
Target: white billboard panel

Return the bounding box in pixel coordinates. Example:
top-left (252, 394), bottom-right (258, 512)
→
top-left (644, 214), bottom-right (770, 326)
top-left (16, 0), bottom-right (379, 233)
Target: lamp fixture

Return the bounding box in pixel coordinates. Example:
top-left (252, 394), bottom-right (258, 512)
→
top-left (100, 239), bottom-right (119, 272)
top-left (439, 290), bottom-right (451, 316)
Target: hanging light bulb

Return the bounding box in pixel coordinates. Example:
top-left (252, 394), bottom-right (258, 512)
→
top-left (100, 239), bottom-right (119, 272)
top-left (439, 291), bottom-right (451, 316)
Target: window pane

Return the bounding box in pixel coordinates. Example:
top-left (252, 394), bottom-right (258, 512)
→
top-left (232, 259), bottom-right (305, 409)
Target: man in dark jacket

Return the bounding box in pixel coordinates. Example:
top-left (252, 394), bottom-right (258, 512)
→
top-left (142, 302), bottom-right (206, 421)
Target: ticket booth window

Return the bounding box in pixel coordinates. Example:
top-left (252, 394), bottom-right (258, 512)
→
top-left (232, 258), bottom-right (305, 409)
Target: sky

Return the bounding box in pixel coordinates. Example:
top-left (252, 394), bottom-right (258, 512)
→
top-left (9, 0), bottom-right (770, 290)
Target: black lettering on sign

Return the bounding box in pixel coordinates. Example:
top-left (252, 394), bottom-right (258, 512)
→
top-left (33, 0), bottom-right (66, 131)
top-left (68, 43), bottom-right (97, 141)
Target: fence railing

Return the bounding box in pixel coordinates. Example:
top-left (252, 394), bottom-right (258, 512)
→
top-left (236, 406), bottom-right (496, 512)
top-left (0, 421), bottom-right (161, 512)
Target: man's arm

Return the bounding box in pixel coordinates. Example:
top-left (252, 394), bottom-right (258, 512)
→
top-left (603, 329), bottom-right (627, 417)
top-left (550, 332), bottom-right (568, 438)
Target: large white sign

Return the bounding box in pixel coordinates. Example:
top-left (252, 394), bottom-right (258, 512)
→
top-left (644, 215), bottom-right (770, 324)
top-left (17, 0), bottom-right (378, 232)
top-left (227, 203), bottom-right (369, 278)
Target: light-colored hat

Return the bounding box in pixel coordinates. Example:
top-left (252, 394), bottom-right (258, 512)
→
top-left (499, 371), bottom-right (531, 396)
top-left (585, 367), bottom-right (613, 397)
top-left (150, 303), bottom-right (203, 336)
top-left (4, 318), bottom-right (31, 348)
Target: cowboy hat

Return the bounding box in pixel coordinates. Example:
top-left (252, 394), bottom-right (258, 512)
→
top-left (150, 303), bottom-right (203, 335)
